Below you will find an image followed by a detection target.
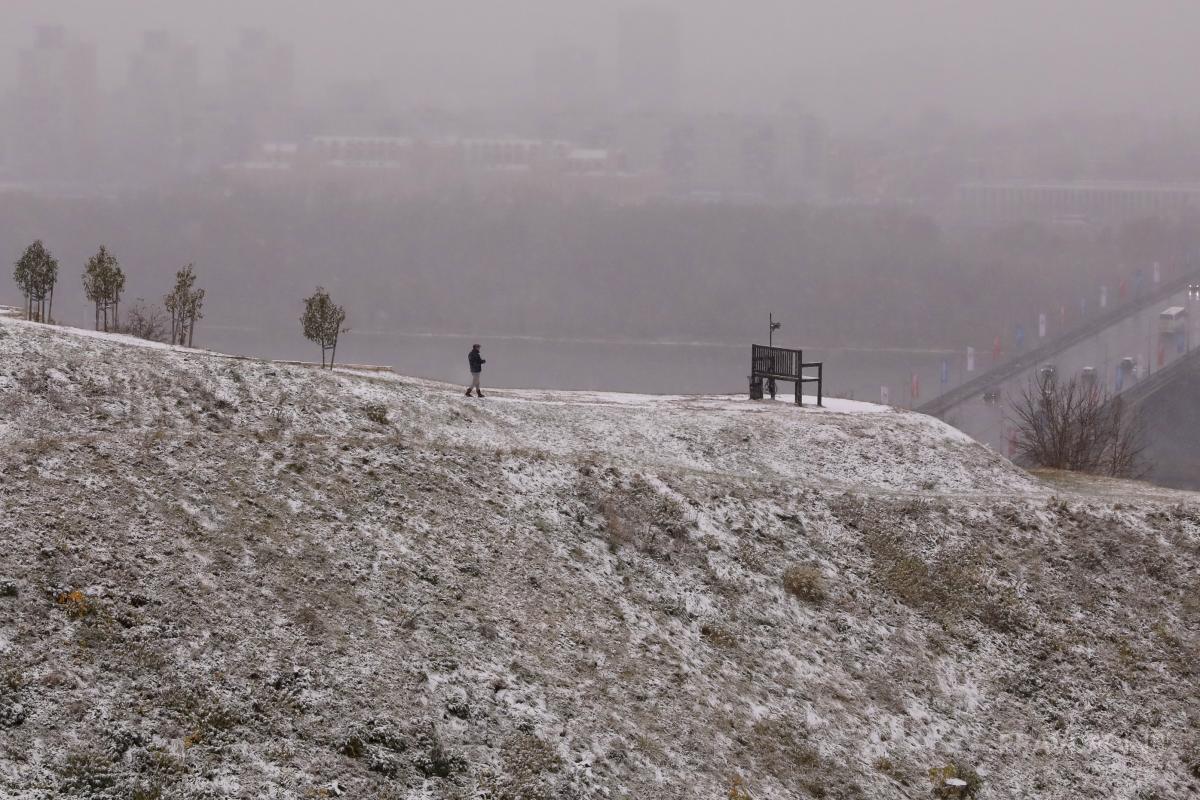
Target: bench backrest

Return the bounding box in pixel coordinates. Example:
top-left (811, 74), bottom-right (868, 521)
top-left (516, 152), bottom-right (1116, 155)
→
top-left (752, 344), bottom-right (805, 378)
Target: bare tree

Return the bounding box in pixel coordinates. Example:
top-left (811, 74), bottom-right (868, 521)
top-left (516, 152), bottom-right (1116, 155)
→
top-left (115, 297), bottom-right (169, 342)
top-left (1099, 395), bottom-right (1145, 478)
top-left (164, 264), bottom-right (205, 346)
top-left (13, 241), bottom-right (58, 322)
top-left (82, 246), bottom-right (125, 331)
top-left (301, 287), bottom-right (347, 369)
top-left (1009, 373), bottom-right (1146, 478)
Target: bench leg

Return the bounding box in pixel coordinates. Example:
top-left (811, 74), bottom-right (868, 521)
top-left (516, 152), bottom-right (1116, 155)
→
top-left (795, 380), bottom-right (802, 406)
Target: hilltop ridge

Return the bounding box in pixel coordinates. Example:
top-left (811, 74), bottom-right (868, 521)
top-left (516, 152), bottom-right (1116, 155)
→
top-left (1, 317), bottom-right (1198, 799)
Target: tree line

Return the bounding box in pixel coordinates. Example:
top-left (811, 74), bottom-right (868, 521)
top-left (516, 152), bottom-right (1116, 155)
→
top-left (12, 239), bottom-right (346, 368)
top-left (13, 240), bottom-right (204, 346)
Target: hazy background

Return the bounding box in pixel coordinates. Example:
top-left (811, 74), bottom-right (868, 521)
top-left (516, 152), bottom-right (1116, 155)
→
top-left (4, 0), bottom-right (1200, 407)
top-left (4, 1), bottom-right (1200, 124)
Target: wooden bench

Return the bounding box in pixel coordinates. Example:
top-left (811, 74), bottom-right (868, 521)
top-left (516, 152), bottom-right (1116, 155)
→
top-left (749, 344), bottom-right (823, 406)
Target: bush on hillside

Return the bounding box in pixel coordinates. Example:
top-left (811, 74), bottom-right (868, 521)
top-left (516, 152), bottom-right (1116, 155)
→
top-left (115, 298), bottom-right (169, 343)
top-left (783, 564), bottom-right (827, 603)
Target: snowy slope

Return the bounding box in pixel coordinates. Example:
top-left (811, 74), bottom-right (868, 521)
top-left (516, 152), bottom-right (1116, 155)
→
top-left (1, 318), bottom-right (1198, 799)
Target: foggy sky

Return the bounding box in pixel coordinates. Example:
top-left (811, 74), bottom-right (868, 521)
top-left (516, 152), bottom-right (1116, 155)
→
top-left (3, 0), bottom-right (1200, 126)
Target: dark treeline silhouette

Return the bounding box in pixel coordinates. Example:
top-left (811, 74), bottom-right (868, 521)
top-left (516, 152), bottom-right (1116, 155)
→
top-left (3, 187), bottom-right (1198, 349)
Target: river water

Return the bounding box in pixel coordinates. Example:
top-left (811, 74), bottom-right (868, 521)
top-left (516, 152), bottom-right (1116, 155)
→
top-left (200, 324), bottom-right (959, 406)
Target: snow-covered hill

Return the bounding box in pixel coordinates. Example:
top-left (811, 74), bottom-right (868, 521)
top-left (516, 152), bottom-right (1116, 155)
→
top-left (1, 317), bottom-right (1198, 799)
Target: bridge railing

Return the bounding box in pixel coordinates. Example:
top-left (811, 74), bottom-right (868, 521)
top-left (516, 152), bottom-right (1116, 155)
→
top-left (1115, 345), bottom-right (1200, 406)
top-left (918, 269), bottom-right (1200, 417)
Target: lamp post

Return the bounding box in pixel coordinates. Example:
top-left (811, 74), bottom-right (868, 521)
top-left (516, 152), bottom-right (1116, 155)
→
top-left (767, 313), bottom-right (782, 399)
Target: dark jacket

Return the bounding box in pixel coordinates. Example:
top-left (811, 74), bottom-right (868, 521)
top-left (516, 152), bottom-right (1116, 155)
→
top-left (469, 350), bottom-right (485, 373)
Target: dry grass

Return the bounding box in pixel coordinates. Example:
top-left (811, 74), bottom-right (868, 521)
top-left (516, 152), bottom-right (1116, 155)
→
top-left (56, 590), bottom-right (93, 619)
top-left (782, 564), bottom-right (826, 604)
top-left (701, 623), bottom-right (739, 648)
top-left (362, 403), bottom-right (389, 426)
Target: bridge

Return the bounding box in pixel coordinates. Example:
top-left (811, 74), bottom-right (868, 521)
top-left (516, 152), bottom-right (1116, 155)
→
top-left (1124, 346), bottom-right (1200, 489)
top-left (918, 270), bottom-right (1200, 457)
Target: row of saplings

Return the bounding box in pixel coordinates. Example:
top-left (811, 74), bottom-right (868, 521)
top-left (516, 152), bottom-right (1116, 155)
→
top-left (12, 240), bottom-right (204, 346)
top-left (12, 240), bottom-right (350, 368)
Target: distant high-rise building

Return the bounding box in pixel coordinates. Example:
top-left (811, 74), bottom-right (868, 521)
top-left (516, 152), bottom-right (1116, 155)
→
top-left (10, 25), bottom-right (99, 182)
top-left (223, 29), bottom-right (295, 157)
top-left (616, 5), bottom-right (681, 113)
top-left (121, 30), bottom-right (201, 181)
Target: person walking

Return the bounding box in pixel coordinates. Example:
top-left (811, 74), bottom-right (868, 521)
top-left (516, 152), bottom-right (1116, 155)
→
top-left (466, 343), bottom-right (486, 397)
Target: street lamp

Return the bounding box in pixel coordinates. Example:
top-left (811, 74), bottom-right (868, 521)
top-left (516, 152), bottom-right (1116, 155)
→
top-left (767, 313), bottom-right (782, 399)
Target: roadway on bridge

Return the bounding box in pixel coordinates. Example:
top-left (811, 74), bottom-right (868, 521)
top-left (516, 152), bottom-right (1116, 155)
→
top-left (938, 285), bottom-right (1200, 455)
